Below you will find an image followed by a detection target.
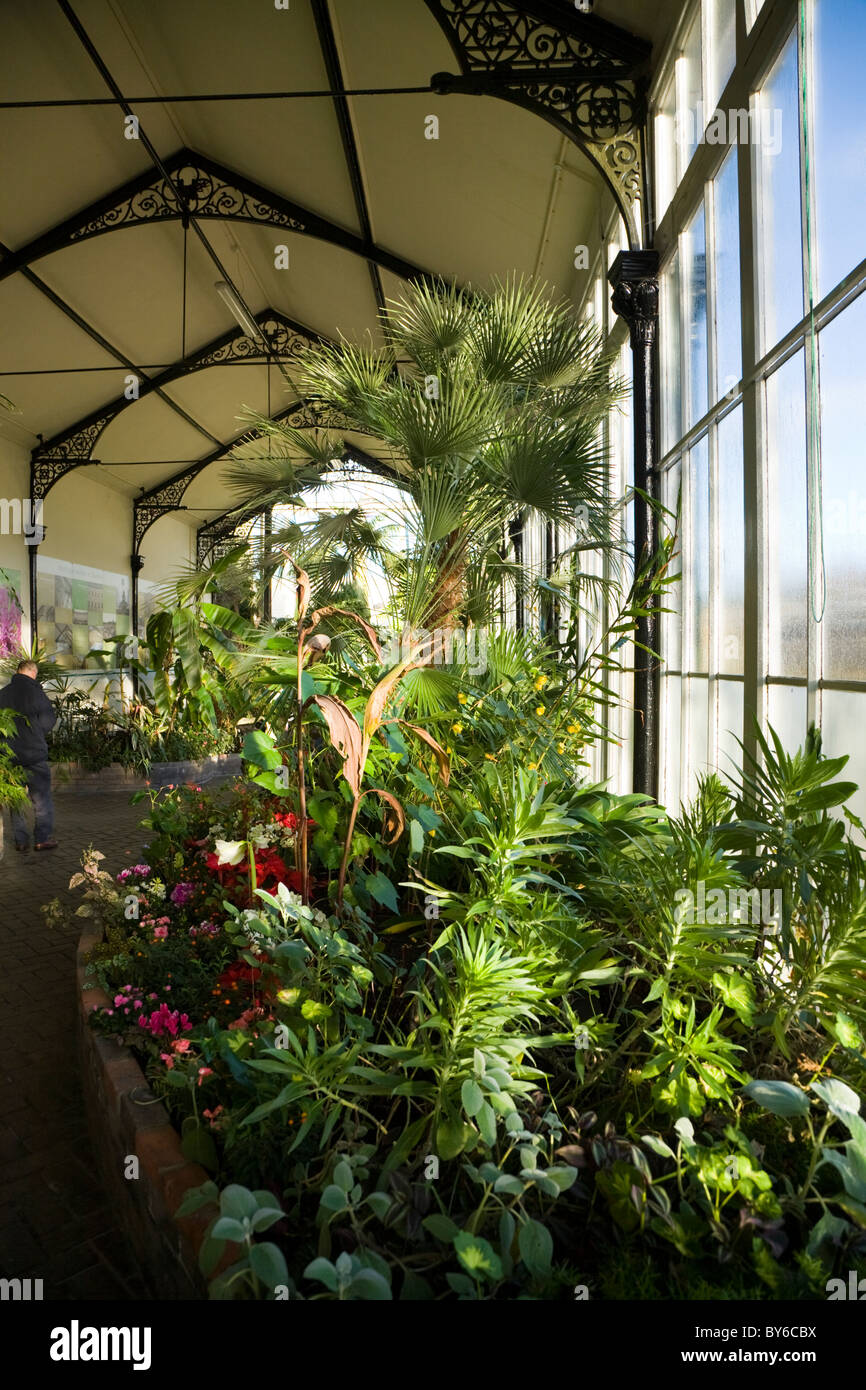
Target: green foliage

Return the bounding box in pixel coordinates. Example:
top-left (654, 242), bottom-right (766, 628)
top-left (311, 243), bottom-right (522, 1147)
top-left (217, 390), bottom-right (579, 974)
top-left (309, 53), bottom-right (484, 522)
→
top-left (63, 695), bottom-right (866, 1302)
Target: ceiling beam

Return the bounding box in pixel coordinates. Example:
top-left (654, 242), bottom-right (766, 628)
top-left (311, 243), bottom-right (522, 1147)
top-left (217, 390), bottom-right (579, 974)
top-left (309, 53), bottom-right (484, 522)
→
top-left (312, 0), bottom-right (386, 316)
top-left (0, 145), bottom-right (435, 288)
top-left (29, 310), bottom-right (326, 499)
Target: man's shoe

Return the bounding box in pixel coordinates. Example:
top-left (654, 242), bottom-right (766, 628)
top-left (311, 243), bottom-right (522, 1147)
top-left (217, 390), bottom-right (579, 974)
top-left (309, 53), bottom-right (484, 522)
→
top-left (34, 839), bottom-right (58, 851)
top-left (14, 843), bottom-right (29, 853)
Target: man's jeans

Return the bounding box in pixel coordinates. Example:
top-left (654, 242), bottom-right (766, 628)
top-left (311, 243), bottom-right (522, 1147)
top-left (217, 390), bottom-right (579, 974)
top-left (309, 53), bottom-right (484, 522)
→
top-left (11, 761), bottom-right (54, 846)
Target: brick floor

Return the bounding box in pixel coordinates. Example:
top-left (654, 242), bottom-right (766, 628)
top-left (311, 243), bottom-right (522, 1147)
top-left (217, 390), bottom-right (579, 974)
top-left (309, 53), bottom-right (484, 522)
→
top-left (0, 792), bottom-right (154, 1300)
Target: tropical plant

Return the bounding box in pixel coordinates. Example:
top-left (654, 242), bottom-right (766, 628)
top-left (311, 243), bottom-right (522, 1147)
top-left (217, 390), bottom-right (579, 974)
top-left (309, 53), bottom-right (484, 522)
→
top-left (223, 276), bottom-right (628, 634)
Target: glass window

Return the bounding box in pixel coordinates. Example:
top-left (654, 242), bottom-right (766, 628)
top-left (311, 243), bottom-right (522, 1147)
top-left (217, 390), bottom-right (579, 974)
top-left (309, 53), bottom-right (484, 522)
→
top-left (755, 32), bottom-right (803, 353)
top-left (813, 0), bottom-right (866, 298)
top-left (717, 406), bottom-right (744, 675)
top-left (662, 458), bottom-right (682, 671)
top-left (708, 0), bottom-right (737, 114)
top-left (688, 435), bottom-right (710, 672)
top-left (660, 250), bottom-right (683, 453)
top-left (712, 148), bottom-right (742, 403)
top-left (820, 292), bottom-right (866, 680)
top-left (820, 690), bottom-right (866, 828)
top-left (686, 675), bottom-right (711, 797)
top-left (765, 350), bottom-right (808, 677)
top-left (655, 73), bottom-right (677, 222)
top-left (746, 0), bottom-right (770, 33)
top-left (678, 10), bottom-right (704, 174)
top-left (767, 683), bottom-right (807, 754)
top-left (662, 675), bottom-right (683, 809)
top-left (717, 679), bottom-right (744, 788)
top-left (684, 203), bottom-right (708, 428)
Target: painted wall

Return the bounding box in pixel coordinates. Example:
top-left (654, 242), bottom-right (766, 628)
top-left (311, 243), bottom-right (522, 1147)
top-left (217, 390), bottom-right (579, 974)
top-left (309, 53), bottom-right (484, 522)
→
top-left (0, 434), bottom-right (33, 647)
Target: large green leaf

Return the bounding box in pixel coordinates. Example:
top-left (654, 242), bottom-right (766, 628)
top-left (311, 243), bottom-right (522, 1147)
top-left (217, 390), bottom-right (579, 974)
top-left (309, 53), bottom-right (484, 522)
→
top-left (741, 1079), bottom-right (810, 1117)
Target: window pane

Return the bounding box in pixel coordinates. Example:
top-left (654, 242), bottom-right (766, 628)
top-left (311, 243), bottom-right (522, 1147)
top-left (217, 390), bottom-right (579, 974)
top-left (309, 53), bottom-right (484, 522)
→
top-left (684, 202), bottom-right (708, 427)
top-left (655, 74), bottom-right (677, 222)
top-left (712, 148), bottom-right (742, 403)
top-left (678, 11), bottom-right (704, 174)
top-left (820, 291), bottom-right (866, 680)
top-left (814, 0), bottom-right (866, 297)
top-left (767, 683), bottom-right (807, 755)
top-left (662, 458), bottom-right (682, 670)
top-left (718, 679), bottom-right (744, 788)
top-left (661, 250), bottom-right (683, 452)
top-left (747, 0), bottom-right (770, 33)
top-left (820, 690), bottom-right (866, 828)
top-left (688, 435), bottom-right (710, 671)
top-left (708, 0), bottom-right (737, 113)
top-left (766, 350), bottom-right (808, 676)
top-left (717, 405), bottom-right (744, 674)
top-left (687, 675), bottom-right (711, 800)
top-left (755, 32), bottom-right (803, 352)
top-left (662, 674), bottom-right (683, 809)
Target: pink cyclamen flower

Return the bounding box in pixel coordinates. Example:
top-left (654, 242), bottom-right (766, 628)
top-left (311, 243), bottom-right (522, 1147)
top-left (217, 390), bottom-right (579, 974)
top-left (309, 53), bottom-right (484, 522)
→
top-left (197, 1067), bottom-right (214, 1086)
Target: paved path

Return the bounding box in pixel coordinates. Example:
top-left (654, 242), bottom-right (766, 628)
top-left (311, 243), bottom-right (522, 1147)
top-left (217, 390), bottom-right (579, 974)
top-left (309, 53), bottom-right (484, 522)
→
top-left (0, 791), bottom-right (153, 1300)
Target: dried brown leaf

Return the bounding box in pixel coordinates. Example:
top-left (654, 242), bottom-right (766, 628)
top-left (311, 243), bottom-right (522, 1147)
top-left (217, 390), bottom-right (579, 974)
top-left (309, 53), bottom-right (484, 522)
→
top-left (312, 694), bottom-right (363, 796)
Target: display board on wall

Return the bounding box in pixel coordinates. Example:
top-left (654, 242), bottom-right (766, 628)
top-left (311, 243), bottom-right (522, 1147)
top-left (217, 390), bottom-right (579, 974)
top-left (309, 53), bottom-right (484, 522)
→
top-left (0, 567), bottom-right (23, 656)
top-left (36, 557), bottom-right (157, 669)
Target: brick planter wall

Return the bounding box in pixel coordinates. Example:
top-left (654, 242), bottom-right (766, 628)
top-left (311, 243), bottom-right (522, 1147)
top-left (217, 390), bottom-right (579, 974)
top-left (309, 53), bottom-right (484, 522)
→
top-left (76, 921), bottom-right (218, 1300)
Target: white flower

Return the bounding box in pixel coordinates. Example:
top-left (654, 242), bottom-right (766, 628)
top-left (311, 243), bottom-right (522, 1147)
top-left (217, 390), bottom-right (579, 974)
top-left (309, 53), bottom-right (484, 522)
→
top-left (215, 839), bottom-right (246, 866)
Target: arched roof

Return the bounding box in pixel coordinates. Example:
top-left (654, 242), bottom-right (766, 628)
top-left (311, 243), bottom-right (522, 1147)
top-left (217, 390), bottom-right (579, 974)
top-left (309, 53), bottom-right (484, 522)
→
top-left (0, 0), bottom-right (672, 557)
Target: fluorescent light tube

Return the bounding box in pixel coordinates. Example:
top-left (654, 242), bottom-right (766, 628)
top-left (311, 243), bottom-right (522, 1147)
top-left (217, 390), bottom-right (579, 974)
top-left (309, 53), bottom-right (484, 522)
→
top-left (214, 280), bottom-right (261, 340)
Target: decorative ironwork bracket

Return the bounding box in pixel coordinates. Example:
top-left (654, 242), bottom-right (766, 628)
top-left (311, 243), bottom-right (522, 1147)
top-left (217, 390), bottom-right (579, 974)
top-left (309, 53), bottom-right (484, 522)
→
top-left (424, 0), bottom-right (650, 246)
top-left (30, 311), bottom-right (326, 502)
top-left (0, 148), bottom-right (430, 288)
top-left (132, 400), bottom-right (375, 553)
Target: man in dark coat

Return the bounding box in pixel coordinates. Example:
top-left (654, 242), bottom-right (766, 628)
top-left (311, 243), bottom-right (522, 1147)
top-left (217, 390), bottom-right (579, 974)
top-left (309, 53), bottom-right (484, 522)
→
top-left (0, 659), bottom-right (58, 851)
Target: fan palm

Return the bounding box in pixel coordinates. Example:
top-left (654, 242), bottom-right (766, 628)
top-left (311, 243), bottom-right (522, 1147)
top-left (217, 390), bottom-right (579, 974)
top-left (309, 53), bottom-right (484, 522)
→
top-left (223, 276), bottom-right (627, 632)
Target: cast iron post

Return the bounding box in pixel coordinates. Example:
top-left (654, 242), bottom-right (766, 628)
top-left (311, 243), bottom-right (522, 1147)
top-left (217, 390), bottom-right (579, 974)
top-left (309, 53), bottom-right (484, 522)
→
top-left (608, 249), bottom-right (660, 801)
top-left (130, 552), bottom-right (145, 696)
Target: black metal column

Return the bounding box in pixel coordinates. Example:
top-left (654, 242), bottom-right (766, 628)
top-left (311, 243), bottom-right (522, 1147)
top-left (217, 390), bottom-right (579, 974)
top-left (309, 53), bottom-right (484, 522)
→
top-left (28, 543), bottom-right (39, 649)
top-left (130, 552), bottom-right (144, 693)
top-left (608, 249), bottom-right (660, 800)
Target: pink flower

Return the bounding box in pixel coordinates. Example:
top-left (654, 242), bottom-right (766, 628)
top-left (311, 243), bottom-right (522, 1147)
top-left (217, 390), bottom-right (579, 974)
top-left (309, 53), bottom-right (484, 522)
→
top-left (114, 994), bottom-right (126, 1007)
top-left (197, 1067), bottom-right (214, 1086)
top-left (153, 926), bottom-right (168, 939)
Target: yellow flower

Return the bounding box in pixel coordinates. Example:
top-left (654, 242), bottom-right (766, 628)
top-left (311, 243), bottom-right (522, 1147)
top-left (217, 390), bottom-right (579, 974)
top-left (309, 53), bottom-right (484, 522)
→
top-left (428, 828), bottom-right (436, 837)
top-left (535, 705), bottom-right (545, 717)
top-left (484, 753), bottom-right (496, 761)
top-left (557, 743), bottom-right (565, 754)
top-left (528, 762), bottom-right (537, 771)
top-left (457, 692), bottom-right (468, 705)
top-left (533, 675), bottom-right (547, 691)
top-left (567, 723), bottom-right (581, 735)
top-left (451, 722), bottom-right (463, 734)
top-left (446, 745), bottom-right (453, 755)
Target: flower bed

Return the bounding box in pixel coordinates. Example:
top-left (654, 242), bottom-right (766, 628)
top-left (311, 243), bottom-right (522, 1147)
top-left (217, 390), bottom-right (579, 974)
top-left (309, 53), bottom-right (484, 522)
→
top-left (59, 747), bottom-right (866, 1305)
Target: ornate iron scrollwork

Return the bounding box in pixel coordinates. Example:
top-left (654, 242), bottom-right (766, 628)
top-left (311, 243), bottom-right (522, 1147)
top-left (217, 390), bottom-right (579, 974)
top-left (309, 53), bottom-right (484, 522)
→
top-left (425, 0), bottom-right (649, 245)
top-left (31, 312), bottom-right (326, 501)
top-left (68, 158), bottom-right (307, 245)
